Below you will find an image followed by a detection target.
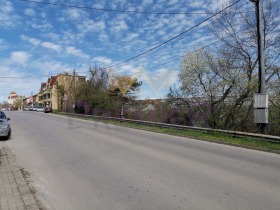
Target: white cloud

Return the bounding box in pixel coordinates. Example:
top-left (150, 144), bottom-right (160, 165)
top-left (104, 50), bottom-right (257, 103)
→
top-left (142, 0), bottom-right (153, 6)
top-left (57, 17), bottom-right (66, 22)
top-left (2, 0), bottom-right (250, 100)
top-left (210, 0), bottom-right (230, 11)
top-left (24, 8), bottom-right (36, 16)
top-left (31, 23), bottom-right (53, 31)
top-left (66, 9), bottom-right (82, 20)
top-left (1, 1), bottom-right (13, 13)
top-left (20, 35), bottom-right (90, 58)
top-left (99, 33), bottom-right (109, 42)
top-left (31, 60), bottom-right (70, 75)
top-left (41, 12), bottom-right (46, 18)
top-left (91, 2), bottom-right (105, 8)
top-left (124, 33), bottom-right (139, 41)
top-left (167, 0), bottom-right (179, 6)
top-left (21, 35), bottom-right (61, 51)
top-left (109, 20), bottom-right (128, 33)
top-left (93, 56), bottom-right (112, 65)
top-left (66, 46), bottom-right (90, 59)
top-left (0, 1), bottom-right (20, 27)
top-left (0, 39), bottom-right (9, 50)
top-left (44, 32), bottom-right (60, 42)
top-left (20, 35), bottom-right (41, 45)
top-left (116, 64), bottom-right (143, 76)
top-left (188, 1), bottom-right (205, 9)
top-left (59, 30), bottom-right (83, 44)
top-left (10, 51), bottom-right (31, 65)
top-left (0, 63), bottom-right (44, 101)
top-left (77, 19), bottom-right (106, 33)
top-left (41, 42), bottom-right (62, 51)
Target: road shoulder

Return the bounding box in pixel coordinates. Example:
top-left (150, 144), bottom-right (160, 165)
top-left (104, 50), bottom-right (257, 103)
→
top-left (0, 146), bottom-right (39, 210)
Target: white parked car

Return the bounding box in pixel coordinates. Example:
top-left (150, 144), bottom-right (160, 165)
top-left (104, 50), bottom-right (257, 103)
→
top-left (36, 106), bottom-right (44, 112)
top-left (0, 111), bottom-right (11, 140)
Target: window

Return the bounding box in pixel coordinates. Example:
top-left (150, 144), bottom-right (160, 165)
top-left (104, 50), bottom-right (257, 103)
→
top-left (0, 112), bottom-right (6, 119)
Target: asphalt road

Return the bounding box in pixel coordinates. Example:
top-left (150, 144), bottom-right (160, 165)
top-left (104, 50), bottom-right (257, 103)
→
top-left (1, 111), bottom-right (280, 210)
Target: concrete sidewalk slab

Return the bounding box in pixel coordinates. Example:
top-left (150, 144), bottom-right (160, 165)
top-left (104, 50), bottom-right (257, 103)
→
top-left (0, 146), bottom-right (39, 210)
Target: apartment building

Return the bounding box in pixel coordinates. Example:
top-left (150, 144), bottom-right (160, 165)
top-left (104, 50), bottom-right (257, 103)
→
top-left (37, 74), bottom-right (86, 111)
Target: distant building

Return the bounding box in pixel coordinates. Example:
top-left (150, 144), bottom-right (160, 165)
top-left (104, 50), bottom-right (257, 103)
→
top-left (37, 74), bottom-right (86, 110)
top-left (7, 91), bottom-right (18, 105)
top-left (7, 91), bottom-right (25, 110)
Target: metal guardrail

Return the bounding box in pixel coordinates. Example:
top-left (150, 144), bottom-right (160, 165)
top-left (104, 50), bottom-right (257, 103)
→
top-left (63, 113), bottom-right (280, 143)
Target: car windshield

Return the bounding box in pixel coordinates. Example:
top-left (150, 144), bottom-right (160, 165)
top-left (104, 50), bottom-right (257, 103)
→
top-left (0, 112), bottom-right (6, 119)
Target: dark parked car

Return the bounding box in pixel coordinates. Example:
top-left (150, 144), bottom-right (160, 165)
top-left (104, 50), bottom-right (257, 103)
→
top-left (0, 111), bottom-right (11, 140)
top-left (44, 107), bottom-right (53, 113)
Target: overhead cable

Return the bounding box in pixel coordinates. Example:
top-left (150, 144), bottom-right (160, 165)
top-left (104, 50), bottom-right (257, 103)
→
top-left (18, 0), bottom-right (251, 15)
top-left (106, 0), bottom-right (242, 69)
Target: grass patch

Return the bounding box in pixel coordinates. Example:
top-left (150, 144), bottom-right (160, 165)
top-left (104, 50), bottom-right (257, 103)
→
top-left (53, 112), bottom-right (280, 153)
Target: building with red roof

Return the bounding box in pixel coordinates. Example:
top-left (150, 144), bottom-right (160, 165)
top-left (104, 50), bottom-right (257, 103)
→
top-left (37, 73), bottom-right (86, 110)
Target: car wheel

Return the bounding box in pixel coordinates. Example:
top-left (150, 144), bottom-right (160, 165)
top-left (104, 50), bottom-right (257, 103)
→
top-left (4, 129), bottom-right (11, 140)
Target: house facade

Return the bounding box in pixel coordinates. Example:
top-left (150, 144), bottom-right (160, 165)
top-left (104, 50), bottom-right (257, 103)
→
top-left (7, 91), bottom-right (25, 110)
top-left (7, 91), bottom-right (19, 105)
top-left (37, 74), bottom-right (86, 111)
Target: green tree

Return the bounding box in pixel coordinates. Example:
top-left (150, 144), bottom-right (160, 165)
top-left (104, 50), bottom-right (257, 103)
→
top-left (13, 98), bottom-right (23, 110)
top-left (109, 75), bottom-right (142, 117)
top-left (109, 75), bottom-right (142, 99)
top-left (76, 66), bottom-right (114, 114)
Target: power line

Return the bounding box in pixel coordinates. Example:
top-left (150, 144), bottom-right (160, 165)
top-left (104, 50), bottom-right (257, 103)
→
top-left (146, 25), bottom-right (252, 71)
top-left (0, 81), bottom-right (42, 83)
top-left (106, 0), bottom-right (242, 69)
top-left (0, 70), bottom-right (78, 79)
top-left (107, 1), bottom-right (249, 70)
top-left (113, 28), bottom-right (204, 70)
top-left (77, 22), bottom-right (250, 76)
top-left (79, 1), bottom-right (247, 71)
top-left (0, 76), bottom-right (46, 79)
top-left (77, 32), bottom-right (244, 77)
top-left (103, 25), bottom-right (251, 77)
top-left (18, 0), bottom-right (252, 15)
top-left (18, 0), bottom-right (247, 73)
top-left (1, 27), bottom-right (251, 82)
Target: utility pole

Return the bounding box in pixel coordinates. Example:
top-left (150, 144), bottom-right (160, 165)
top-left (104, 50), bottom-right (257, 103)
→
top-left (9, 93), bottom-right (11, 110)
top-left (252, 0), bottom-right (266, 94)
top-left (250, 0), bottom-right (268, 134)
top-left (73, 69), bottom-right (76, 113)
top-left (31, 91), bottom-right (33, 107)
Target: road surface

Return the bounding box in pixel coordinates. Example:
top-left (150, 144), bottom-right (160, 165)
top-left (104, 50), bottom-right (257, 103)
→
top-left (1, 111), bottom-right (280, 210)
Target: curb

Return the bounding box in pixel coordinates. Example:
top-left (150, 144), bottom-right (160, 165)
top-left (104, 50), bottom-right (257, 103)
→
top-left (1, 146), bottom-right (39, 210)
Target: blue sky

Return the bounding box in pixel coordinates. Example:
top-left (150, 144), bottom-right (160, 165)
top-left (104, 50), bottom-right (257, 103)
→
top-left (0, 0), bottom-right (251, 102)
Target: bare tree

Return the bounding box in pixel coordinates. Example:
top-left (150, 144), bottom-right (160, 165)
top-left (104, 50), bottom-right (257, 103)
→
top-left (172, 0), bottom-right (280, 133)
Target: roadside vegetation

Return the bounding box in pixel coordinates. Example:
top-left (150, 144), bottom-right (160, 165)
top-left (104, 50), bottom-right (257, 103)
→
top-left (119, 122), bottom-right (280, 152)
top-left (53, 112), bottom-right (280, 153)
top-left (39, 0), bottom-right (280, 137)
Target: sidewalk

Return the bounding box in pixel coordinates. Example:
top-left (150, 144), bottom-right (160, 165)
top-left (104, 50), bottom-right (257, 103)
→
top-left (0, 146), bottom-right (39, 210)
